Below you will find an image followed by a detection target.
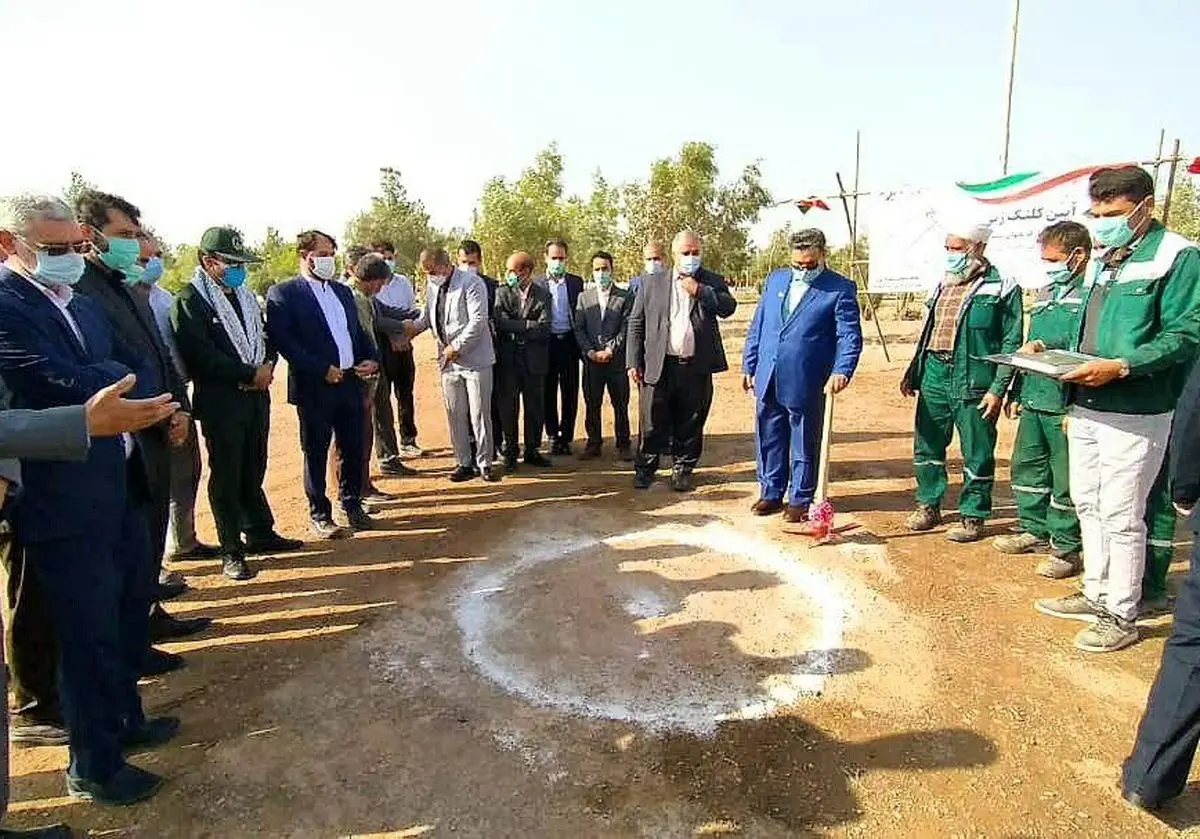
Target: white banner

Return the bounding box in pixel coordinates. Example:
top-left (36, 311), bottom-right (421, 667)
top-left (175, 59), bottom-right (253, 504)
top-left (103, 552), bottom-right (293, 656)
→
top-left (865, 167), bottom-right (1115, 294)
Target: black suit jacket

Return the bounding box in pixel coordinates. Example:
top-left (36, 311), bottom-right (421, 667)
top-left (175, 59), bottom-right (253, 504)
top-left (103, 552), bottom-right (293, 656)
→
top-left (172, 283), bottom-right (276, 423)
top-left (574, 285), bottom-right (632, 368)
top-left (536, 273), bottom-right (584, 335)
top-left (76, 260), bottom-right (190, 498)
top-left (494, 283), bottom-right (553, 376)
top-left (626, 266), bottom-right (737, 385)
top-left (1171, 358), bottom-right (1200, 531)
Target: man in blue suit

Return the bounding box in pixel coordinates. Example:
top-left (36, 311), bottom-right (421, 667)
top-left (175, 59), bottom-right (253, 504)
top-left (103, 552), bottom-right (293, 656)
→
top-left (266, 230), bottom-right (379, 539)
top-left (742, 229), bottom-right (863, 522)
top-left (0, 193), bottom-right (179, 806)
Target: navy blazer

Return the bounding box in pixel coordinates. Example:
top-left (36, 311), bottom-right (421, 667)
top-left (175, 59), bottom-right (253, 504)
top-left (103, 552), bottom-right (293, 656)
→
top-left (265, 276), bottom-right (377, 406)
top-left (1170, 357), bottom-right (1200, 531)
top-left (0, 267), bottom-right (154, 542)
top-left (742, 267), bottom-right (863, 408)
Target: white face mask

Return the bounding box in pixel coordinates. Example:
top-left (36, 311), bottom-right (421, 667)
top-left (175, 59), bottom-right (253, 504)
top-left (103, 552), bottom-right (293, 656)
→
top-left (458, 263), bottom-right (478, 275)
top-left (430, 271), bottom-right (450, 287)
top-left (310, 255), bottom-right (337, 281)
top-left (644, 258), bottom-right (663, 275)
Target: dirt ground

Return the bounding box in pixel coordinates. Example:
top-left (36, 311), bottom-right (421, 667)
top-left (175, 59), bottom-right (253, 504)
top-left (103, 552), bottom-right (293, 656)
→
top-left (7, 303), bottom-right (1198, 838)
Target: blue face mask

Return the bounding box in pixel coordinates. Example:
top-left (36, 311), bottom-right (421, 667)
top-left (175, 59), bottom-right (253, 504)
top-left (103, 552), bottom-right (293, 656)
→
top-left (547, 258), bottom-right (567, 278)
top-left (141, 256), bottom-right (164, 285)
top-left (945, 251), bottom-right (969, 275)
top-left (223, 264), bottom-right (247, 289)
top-left (791, 265), bottom-right (821, 284)
top-left (678, 254), bottom-right (701, 276)
top-left (32, 251), bottom-right (86, 287)
top-left (1089, 211), bottom-right (1139, 249)
top-left (98, 236), bottom-right (142, 271)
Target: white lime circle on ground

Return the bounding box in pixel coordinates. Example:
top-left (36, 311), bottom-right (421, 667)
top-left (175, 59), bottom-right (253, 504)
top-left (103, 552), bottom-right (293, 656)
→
top-left (454, 522), bottom-right (847, 735)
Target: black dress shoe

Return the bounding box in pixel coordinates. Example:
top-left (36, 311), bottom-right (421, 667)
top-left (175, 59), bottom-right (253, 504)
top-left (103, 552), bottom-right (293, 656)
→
top-left (222, 554), bottom-right (257, 581)
top-left (633, 471), bottom-right (655, 490)
top-left (524, 452), bottom-right (553, 468)
top-left (578, 444), bottom-right (602, 460)
top-left (751, 498), bottom-right (784, 516)
top-left (549, 439), bottom-right (567, 456)
top-left (120, 715), bottom-right (180, 752)
top-left (379, 459), bottom-right (418, 477)
top-left (615, 444), bottom-right (635, 463)
top-left (670, 471), bottom-right (694, 493)
top-left (243, 533), bottom-right (305, 555)
top-left (141, 647), bottom-right (184, 677)
top-left (344, 508), bottom-right (376, 531)
top-left (1122, 789), bottom-right (1164, 812)
top-left (480, 467), bottom-right (500, 483)
top-left (156, 579), bottom-right (188, 602)
top-left (148, 607), bottom-right (212, 642)
top-left (504, 454), bottom-right (519, 472)
top-left (67, 763), bottom-right (162, 806)
top-left (170, 543), bottom-right (222, 561)
top-left (0, 823), bottom-right (74, 838)
top-left (449, 465), bottom-right (477, 482)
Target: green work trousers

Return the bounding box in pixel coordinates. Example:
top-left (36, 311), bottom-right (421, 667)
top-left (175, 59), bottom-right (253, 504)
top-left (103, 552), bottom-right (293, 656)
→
top-left (1144, 465), bottom-right (1177, 602)
top-left (1010, 408), bottom-right (1082, 553)
top-left (913, 354), bottom-right (998, 520)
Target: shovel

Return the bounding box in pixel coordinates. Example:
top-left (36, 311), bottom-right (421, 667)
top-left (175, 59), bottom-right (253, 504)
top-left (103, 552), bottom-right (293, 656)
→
top-left (796, 392), bottom-right (839, 543)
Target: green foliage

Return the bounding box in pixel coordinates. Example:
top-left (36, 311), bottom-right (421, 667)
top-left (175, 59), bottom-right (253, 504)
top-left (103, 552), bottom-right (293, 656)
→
top-left (344, 167), bottom-right (441, 276)
top-left (827, 237), bottom-right (869, 289)
top-left (159, 244), bottom-right (198, 294)
top-left (748, 225), bottom-right (793, 289)
top-left (62, 171), bottom-right (96, 209)
top-left (247, 227), bottom-right (299, 295)
top-left (1160, 175), bottom-right (1200, 242)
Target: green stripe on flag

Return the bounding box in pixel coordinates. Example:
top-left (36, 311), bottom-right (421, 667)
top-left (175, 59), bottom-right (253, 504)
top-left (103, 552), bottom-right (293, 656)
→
top-left (955, 171), bottom-right (1041, 194)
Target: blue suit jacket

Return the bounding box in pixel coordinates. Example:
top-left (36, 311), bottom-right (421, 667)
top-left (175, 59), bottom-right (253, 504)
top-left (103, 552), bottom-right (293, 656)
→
top-left (265, 276), bottom-right (378, 406)
top-left (0, 267), bottom-right (153, 542)
top-left (742, 267), bottom-right (863, 408)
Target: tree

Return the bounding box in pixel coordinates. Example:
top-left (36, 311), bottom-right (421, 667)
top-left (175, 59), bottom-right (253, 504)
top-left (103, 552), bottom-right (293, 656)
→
top-left (159, 244), bottom-right (198, 294)
top-left (1161, 176), bottom-right (1200, 242)
top-left (748, 226), bottom-right (794, 288)
top-left (248, 227), bottom-right (299, 295)
top-left (344, 167), bottom-right (441, 276)
top-left (62, 171), bottom-right (96, 208)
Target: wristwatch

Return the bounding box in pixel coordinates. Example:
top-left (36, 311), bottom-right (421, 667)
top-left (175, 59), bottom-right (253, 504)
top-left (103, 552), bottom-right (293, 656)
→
top-left (1117, 359), bottom-right (1131, 379)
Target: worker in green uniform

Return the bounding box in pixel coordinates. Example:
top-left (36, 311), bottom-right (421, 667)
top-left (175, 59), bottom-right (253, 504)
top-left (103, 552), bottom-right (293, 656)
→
top-left (995, 221), bottom-right (1090, 577)
top-left (902, 221), bottom-right (1024, 543)
top-left (1142, 469), bottom-right (1178, 615)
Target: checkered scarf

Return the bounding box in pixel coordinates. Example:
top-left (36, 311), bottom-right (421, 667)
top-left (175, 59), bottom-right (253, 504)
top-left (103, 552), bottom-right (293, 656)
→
top-left (190, 267), bottom-right (266, 366)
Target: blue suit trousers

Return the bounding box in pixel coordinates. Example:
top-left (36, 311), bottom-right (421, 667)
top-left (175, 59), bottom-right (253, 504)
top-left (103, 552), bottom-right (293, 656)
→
top-left (755, 377), bottom-right (824, 507)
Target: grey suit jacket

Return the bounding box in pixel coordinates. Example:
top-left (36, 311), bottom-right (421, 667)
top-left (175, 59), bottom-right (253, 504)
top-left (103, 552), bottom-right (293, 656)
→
top-left (414, 269), bottom-right (496, 371)
top-left (626, 266), bottom-right (737, 385)
top-left (573, 285), bottom-right (632, 366)
top-left (0, 376), bottom-right (90, 491)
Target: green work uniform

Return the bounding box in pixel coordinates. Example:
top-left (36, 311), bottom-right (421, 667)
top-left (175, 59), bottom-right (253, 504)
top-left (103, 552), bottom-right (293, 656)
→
top-left (904, 266), bottom-right (1024, 520)
top-left (1007, 275), bottom-right (1086, 552)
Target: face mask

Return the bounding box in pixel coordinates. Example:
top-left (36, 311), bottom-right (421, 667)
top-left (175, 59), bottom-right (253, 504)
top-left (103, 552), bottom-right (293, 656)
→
top-left (98, 236), bottom-right (142, 271)
top-left (677, 254), bottom-right (701, 276)
top-left (594, 270), bottom-right (613, 288)
top-left (122, 264), bottom-right (144, 285)
top-left (384, 258), bottom-right (396, 271)
top-left (945, 252), bottom-right (969, 275)
top-left (223, 264), bottom-right (248, 289)
top-left (459, 263), bottom-right (478, 275)
top-left (429, 271), bottom-right (450, 287)
top-left (141, 256), bottom-right (164, 285)
top-left (30, 251), bottom-right (86, 286)
top-left (644, 258), bottom-right (663, 275)
top-left (310, 255), bottom-right (337, 281)
top-left (791, 265), bottom-right (820, 283)
top-left (547, 258), bottom-right (566, 277)
top-left (505, 272), bottom-right (521, 287)
top-left (1088, 201), bottom-right (1146, 249)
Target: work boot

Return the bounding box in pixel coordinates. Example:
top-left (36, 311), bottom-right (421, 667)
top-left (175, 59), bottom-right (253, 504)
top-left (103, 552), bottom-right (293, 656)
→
top-left (993, 532), bottom-right (1049, 555)
top-left (947, 517), bottom-right (984, 543)
top-left (1036, 550), bottom-right (1082, 579)
top-left (905, 504), bottom-right (942, 532)
top-left (1034, 592), bottom-right (1102, 623)
top-left (1074, 613), bottom-right (1139, 653)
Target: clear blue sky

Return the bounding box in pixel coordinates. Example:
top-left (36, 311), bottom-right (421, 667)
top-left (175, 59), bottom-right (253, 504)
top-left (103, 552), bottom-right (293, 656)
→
top-left (4, 0), bottom-right (1197, 249)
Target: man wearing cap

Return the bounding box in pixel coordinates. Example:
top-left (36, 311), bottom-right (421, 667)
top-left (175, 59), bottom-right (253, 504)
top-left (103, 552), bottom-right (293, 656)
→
top-left (173, 227), bottom-right (303, 581)
top-left (901, 221), bottom-right (1022, 543)
top-left (742, 229), bottom-right (863, 523)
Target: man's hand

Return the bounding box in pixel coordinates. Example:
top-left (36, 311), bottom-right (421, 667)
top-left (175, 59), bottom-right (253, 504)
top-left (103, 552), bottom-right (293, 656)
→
top-left (825, 374), bottom-right (849, 395)
top-left (85, 375), bottom-right (178, 437)
top-left (742, 374), bottom-right (754, 393)
top-left (900, 378), bottom-right (916, 398)
top-left (628, 368), bottom-right (644, 385)
top-left (1060, 359), bottom-right (1127, 388)
top-left (977, 392), bottom-right (1002, 422)
top-left (252, 362), bottom-right (274, 391)
top-left (1004, 400), bottom-right (1022, 420)
top-left (354, 360), bottom-right (379, 377)
top-left (595, 349), bottom-right (613, 363)
top-left (167, 411), bottom-right (190, 447)
top-left (402, 320), bottom-right (420, 338)
top-left (325, 366), bottom-right (344, 384)
top-left (1019, 339), bottom-right (1047, 354)
top-left (443, 347), bottom-right (461, 363)
top-left (587, 350), bottom-right (599, 362)
top-left (680, 276), bottom-right (700, 298)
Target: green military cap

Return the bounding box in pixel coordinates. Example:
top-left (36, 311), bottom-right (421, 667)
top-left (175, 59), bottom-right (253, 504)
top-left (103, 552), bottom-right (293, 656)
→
top-left (198, 226), bottom-right (261, 263)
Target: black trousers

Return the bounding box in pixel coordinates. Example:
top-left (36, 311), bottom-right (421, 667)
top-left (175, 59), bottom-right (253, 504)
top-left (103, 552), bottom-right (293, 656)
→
top-left (1124, 537), bottom-right (1200, 804)
top-left (27, 503), bottom-right (153, 783)
top-left (297, 380), bottom-right (365, 521)
top-left (1, 539), bottom-right (59, 727)
top-left (201, 393), bottom-right (275, 552)
top-left (544, 334), bottom-right (580, 444)
top-left (583, 360), bottom-right (631, 448)
top-left (499, 359), bottom-right (546, 457)
top-left (636, 358), bottom-right (714, 475)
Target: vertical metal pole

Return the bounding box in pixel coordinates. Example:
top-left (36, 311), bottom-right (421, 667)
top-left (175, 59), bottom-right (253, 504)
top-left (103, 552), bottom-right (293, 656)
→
top-left (1152, 128), bottom-right (1166, 195)
top-left (1163, 137), bottom-right (1182, 228)
top-left (1001, 0), bottom-right (1021, 175)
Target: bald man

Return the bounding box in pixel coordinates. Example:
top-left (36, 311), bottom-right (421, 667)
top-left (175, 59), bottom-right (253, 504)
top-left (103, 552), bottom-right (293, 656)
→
top-left (628, 240), bottom-right (666, 298)
top-left (901, 222), bottom-right (1023, 543)
top-left (494, 252), bottom-right (553, 470)
top-left (626, 230), bottom-right (737, 492)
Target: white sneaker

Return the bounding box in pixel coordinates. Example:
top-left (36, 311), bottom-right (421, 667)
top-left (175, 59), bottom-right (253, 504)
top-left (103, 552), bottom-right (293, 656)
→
top-left (399, 443), bottom-right (424, 458)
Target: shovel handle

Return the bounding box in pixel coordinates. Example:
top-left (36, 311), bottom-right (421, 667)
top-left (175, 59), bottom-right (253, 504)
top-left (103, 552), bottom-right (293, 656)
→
top-left (814, 392), bottom-right (836, 502)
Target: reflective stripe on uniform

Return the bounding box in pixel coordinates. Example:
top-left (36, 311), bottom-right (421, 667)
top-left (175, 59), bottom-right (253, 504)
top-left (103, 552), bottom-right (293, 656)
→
top-left (914, 459), bottom-right (945, 467)
top-left (1148, 538), bottom-right (1176, 549)
top-left (1011, 483), bottom-right (1050, 496)
top-left (963, 467), bottom-right (994, 482)
top-left (1049, 497), bottom-right (1076, 511)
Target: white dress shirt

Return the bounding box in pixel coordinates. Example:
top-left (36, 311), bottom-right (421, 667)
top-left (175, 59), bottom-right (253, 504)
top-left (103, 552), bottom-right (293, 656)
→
top-left (376, 273), bottom-right (416, 311)
top-left (305, 277), bottom-right (355, 368)
top-left (597, 284), bottom-right (611, 312)
top-left (668, 273), bottom-right (696, 358)
top-left (786, 272), bottom-right (810, 317)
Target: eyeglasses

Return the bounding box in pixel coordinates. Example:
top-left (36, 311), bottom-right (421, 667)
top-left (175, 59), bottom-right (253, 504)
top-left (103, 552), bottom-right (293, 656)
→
top-left (678, 249), bottom-right (701, 256)
top-left (19, 236), bottom-right (90, 256)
